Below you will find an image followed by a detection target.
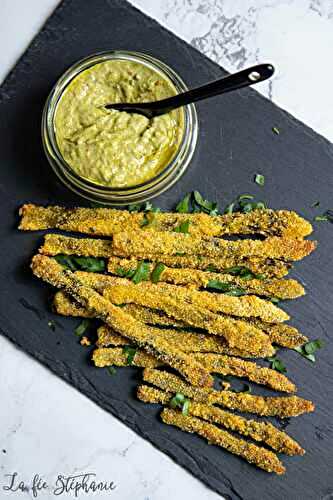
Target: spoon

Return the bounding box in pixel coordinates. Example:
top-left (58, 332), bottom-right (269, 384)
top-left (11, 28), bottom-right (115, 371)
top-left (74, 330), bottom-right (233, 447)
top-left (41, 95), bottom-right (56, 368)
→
top-left (105, 63), bottom-right (274, 119)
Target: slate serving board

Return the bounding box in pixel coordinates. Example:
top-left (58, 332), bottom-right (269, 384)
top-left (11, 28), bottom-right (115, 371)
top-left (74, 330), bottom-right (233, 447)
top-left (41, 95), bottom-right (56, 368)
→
top-left (1, 1), bottom-right (333, 498)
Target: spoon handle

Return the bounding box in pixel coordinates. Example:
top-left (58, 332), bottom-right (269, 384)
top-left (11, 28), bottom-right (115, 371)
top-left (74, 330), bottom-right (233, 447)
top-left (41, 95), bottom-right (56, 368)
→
top-left (149, 63), bottom-right (274, 116)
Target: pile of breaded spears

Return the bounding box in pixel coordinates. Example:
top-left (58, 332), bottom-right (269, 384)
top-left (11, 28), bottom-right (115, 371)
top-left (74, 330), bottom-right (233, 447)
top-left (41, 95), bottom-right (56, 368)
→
top-left (19, 203), bottom-right (318, 475)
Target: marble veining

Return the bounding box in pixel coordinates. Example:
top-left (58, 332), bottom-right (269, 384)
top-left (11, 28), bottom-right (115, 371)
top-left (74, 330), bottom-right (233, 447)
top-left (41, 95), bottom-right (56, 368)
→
top-left (132, 0), bottom-right (333, 141)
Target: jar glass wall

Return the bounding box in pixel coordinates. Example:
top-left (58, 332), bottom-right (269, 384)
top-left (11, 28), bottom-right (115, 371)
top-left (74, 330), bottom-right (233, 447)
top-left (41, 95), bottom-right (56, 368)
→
top-left (42, 50), bottom-right (198, 205)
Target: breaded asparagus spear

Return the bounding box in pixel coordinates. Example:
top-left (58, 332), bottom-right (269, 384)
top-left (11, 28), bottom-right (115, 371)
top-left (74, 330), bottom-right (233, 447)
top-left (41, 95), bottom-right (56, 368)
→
top-left (161, 408), bottom-right (286, 474)
top-left (40, 232), bottom-right (316, 262)
top-left (97, 326), bottom-right (129, 347)
top-left (138, 281), bottom-right (290, 323)
top-left (108, 256), bottom-right (305, 300)
top-left (143, 369), bottom-right (314, 418)
top-left (96, 325), bottom-right (254, 358)
top-left (38, 232), bottom-right (291, 278)
top-left (54, 290), bottom-right (186, 327)
top-left (40, 234), bottom-right (114, 257)
top-left (137, 386), bottom-right (304, 456)
top-left (51, 271), bottom-right (288, 324)
top-left (113, 232), bottom-right (316, 261)
top-left (19, 204), bottom-right (312, 238)
top-left (93, 347), bottom-right (296, 392)
top-left (31, 255), bottom-right (214, 388)
top-left (54, 288), bottom-right (307, 349)
top-left (112, 252), bottom-right (292, 279)
top-left (250, 319), bottom-right (308, 348)
top-left (103, 283), bottom-right (275, 357)
top-left (193, 353), bottom-right (296, 392)
top-left (93, 347), bottom-right (157, 368)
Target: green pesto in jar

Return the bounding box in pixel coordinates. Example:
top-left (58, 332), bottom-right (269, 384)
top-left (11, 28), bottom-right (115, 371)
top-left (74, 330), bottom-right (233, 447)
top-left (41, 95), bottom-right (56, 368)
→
top-left (54, 60), bottom-right (184, 187)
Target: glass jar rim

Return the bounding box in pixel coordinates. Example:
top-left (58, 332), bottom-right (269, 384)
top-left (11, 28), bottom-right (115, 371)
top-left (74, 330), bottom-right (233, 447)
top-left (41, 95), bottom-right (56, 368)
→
top-left (42, 50), bottom-right (198, 204)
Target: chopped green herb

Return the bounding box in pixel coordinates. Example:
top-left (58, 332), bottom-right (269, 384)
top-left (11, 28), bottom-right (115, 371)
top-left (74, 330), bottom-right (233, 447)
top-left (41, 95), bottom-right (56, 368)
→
top-left (269, 297), bottom-right (280, 304)
top-left (48, 320), bottom-right (56, 332)
top-left (314, 211), bottom-right (333, 223)
top-left (169, 392), bottom-right (185, 408)
top-left (206, 264), bottom-right (219, 272)
top-left (314, 215), bottom-right (329, 222)
top-left (175, 252), bottom-right (185, 256)
top-left (207, 280), bottom-right (246, 296)
top-left (223, 266), bottom-right (264, 280)
top-left (174, 220), bottom-right (190, 234)
top-left (115, 266), bottom-right (136, 278)
top-left (169, 393), bottom-right (190, 415)
top-left (325, 210), bottom-right (333, 222)
top-left (75, 319), bottom-right (91, 337)
top-left (272, 126), bottom-right (280, 135)
top-left (54, 254), bottom-right (78, 271)
top-left (193, 191), bottom-right (219, 215)
top-left (207, 280), bottom-right (232, 291)
top-left (238, 194), bottom-right (254, 201)
top-left (144, 201), bottom-right (154, 211)
top-left (128, 201), bottom-right (160, 213)
top-left (223, 195), bottom-right (267, 215)
top-left (128, 203), bottom-right (142, 212)
top-left (175, 193), bottom-right (191, 213)
top-left (242, 203), bottom-right (254, 213)
top-left (224, 202), bottom-right (235, 214)
top-left (122, 346), bottom-right (137, 365)
top-left (140, 212), bottom-right (157, 227)
top-left (140, 214), bottom-right (150, 227)
top-left (73, 256), bottom-right (105, 272)
top-left (267, 356), bottom-right (287, 373)
top-left (238, 196), bottom-right (267, 213)
top-left (181, 399), bottom-right (190, 416)
top-left (223, 266), bottom-right (244, 275)
top-left (294, 339), bottom-right (324, 362)
top-left (254, 173), bottom-right (265, 186)
top-left (151, 263), bottom-right (166, 283)
top-left (107, 366), bottom-right (117, 375)
top-left (54, 254), bottom-right (105, 273)
top-left (311, 201), bottom-right (320, 208)
top-left (131, 261), bottom-right (150, 284)
top-left (116, 261), bottom-right (150, 283)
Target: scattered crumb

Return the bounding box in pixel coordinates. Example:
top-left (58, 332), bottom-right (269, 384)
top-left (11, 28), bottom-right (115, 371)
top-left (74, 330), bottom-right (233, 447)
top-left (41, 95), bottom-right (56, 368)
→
top-left (80, 336), bottom-right (92, 347)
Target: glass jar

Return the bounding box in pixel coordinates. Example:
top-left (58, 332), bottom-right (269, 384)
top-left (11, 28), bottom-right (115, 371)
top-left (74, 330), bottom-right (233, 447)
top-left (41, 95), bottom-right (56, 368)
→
top-left (42, 50), bottom-right (198, 205)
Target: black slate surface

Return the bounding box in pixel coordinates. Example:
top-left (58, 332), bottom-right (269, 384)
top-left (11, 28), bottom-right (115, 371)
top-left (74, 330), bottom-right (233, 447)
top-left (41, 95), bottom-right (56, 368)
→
top-left (1, 1), bottom-right (333, 498)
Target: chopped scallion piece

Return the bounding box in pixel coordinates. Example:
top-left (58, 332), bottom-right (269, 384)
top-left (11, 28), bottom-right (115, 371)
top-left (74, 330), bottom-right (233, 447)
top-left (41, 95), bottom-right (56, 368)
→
top-left (169, 393), bottom-right (190, 415)
top-left (174, 220), bottom-right (190, 234)
top-left (254, 174), bottom-right (265, 186)
top-left (107, 366), bottom-right (117, 375)
top-left (122, 346), bottom-right (137, 365)
top-left (75, 319), bottom-right (91, 337)
top-left (131, 261), bottom-right (150, 284)
top-left (73, 256), bottom-right (105, 272)
top-left (294, 339), bottom-right (324, 362)
top-left (175, 193), bottom-right (191, 213)
top-left (151, 263), bottom-right (166, 283)
top-left (267, 356), bottom-right (287, 373)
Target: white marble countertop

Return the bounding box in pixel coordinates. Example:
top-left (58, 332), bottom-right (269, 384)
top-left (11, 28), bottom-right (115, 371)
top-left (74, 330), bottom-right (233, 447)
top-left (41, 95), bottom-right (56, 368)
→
top-left (0, 1), bottom-right (332, 499)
